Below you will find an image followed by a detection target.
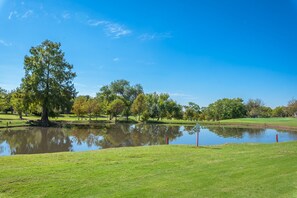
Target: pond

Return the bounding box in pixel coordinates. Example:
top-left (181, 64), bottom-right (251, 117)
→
top-left (1, 124), bottom-right (297, 156)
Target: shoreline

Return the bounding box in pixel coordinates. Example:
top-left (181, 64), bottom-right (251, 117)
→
top-left (1, 119), bottom-right (297, 132)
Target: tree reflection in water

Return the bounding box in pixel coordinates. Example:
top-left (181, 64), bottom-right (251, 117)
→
top-left (1, 124), bottom-right (296, 156)
top-left (0, 124), bottom-right (183, 155)
top-left (0, 127), bottom-right (72, 155)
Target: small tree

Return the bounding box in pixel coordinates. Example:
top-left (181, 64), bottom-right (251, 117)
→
top-left (108, 99), bottom-right (125, 121)
top-left (11, 88), bottom-right (26, 119)
top-left (72, 96), bottom-right (87, 120)
top-left (131, 93), bottom-right (147, 121)
top-left (287, 99), bottom-right (297, 117)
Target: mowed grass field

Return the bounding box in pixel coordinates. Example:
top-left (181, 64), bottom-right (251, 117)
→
top-left (1, 113), bottom-right (297, 129)
top-left (0, 142), bottom-right (296, 197)
top-left (219, 117), bottom-right (297, 127)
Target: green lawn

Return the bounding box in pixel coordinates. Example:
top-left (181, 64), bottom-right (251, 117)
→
top-left (0, 142), bottom-right (296, 197)
top-left (1, 113), bottom-right (297, 129)
top-left (206, 117), bottom-right (297, 128)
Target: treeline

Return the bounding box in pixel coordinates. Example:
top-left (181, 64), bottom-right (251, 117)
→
top-left (1, 80), bottom-right (297, 121)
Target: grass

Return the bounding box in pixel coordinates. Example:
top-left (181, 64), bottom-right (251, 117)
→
top-left (0, 142), bottom-right (296, 197)
top-left (1, 113), bottom-right (297, 129)
top-left (201, 117), bottom-right (297, 129)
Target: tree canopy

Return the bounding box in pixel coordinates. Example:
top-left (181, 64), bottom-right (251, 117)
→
top-left (21, 40), bottom-right (76, 125)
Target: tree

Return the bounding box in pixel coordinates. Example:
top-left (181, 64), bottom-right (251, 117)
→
top-left (272, 106), bottom-right (288, 117)
top-left (97, 80), bottom-right (143, 121)
top-left (184, 102), bottom-right (201, 121)
top-left (0, 87), bottom-right (7, 112)
top-left (205, 98), bottom-right (246, 120)
top-left (0, 88), bottom-right (12, 113)
top-left (72, 96), bottom-right (87, 120)
top-left (165, 100), bottom-right (183, 120)
top-left (131, 93), bottom-right (147, 121)
top-left (110, 80), bottom-right (143, 121)
top-left (287, 99), bottom-right (297, 117)
top-left (108, 99), bottom-right (125, 121)
top-left (10, 88), bottom-right (26, 119)
top-left (245, 99), bottom-right (264, 118)
top-left (22, 40), bottom-right (76, 126)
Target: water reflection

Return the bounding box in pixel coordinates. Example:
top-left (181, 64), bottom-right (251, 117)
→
top-left (0, 124), bottom-right (297, 156)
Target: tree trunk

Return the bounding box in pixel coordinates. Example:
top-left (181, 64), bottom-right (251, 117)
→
top-left (18, 111), bottom-right (23, 120)
top-left (41, 106), bottom-right (49, 126)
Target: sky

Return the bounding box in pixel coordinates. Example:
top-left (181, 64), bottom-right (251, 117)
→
top-left (0, 0), bottom-right (296, 108)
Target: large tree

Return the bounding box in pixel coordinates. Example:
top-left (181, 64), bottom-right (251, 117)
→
top-left (22, 40), bottom-right (76, 125)
top-left (97, 80), bottom-right (143, 121)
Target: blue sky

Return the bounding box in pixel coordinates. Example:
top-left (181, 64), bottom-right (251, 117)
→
top-left (0, 0), bottom-right (296, 108)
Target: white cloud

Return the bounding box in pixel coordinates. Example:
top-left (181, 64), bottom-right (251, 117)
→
top-left (113, 57), bottom-right (120, 62)
top-left (22, 10), bottom-right (33, 18)
top-left (62, 12), bottom-right (71, 20)
top-left (87, 19), bottom-right (132, 38)
top-left (0, 39), bottom-right (12, 47)
top-left (167, 92), bottom-right (199, 100)
top-left (8, 11), bottom-right (18, 20)
top-left (8, 10), bottom-right (34, 20)
top-left (138, 32), bottom-right (172, 41)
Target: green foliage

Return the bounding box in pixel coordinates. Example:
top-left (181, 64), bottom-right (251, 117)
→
top-left (205, 98), bottom-right (246, 120)
top-left (21, 40), bottom-right (76, 124)
top-left (97, 80), bottom-right (143, 120)
top-left (272, 106), bottom-right (288, 117)
top-left (245, 99), bottom-right (272, 118)
top-left (287, 99), bottom-right (297, 117)
top-left (108, 98), bottom-right (125, 120)
top-left (184, 102), bottom-right (200, 121)
top-left (72, 96), bottom-right (88, 119)
top-left (10, 88), bottom-right (26, 119)
top-left (131, 93), bottom-right (147, 120)
top-left (0, 88), bottom-right (12, 113)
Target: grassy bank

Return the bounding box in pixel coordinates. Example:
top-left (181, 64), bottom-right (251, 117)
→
top-left (1, 113), bottom-right (296, 129)
top-left (201, 117), bottom-right (297, 130)
top-left (0, 142), bottom-right (296, 197)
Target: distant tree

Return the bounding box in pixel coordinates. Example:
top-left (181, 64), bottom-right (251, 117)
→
top-left (85, 98), bottom-right (97, 121)
top-left (287, 99), bottom-right (297, 117)
top-left (0, 88), bottom-right (12, 113)
top-left (108, 99), bottom-right (125, 121)
top-left (92, 98), bottom-right (102, 120)
top-left (206, 98), bottom-right (246, 120)
top-left (145, 92), bottom-right (171, 120)
top-left (166, 100), bottom-right (183, 119)
top-left (245, 99), bottom-right (265, 118)
top-left (0, 87), bottom-right (7, 112)
top-left (131, 93), bottom-right (147, 121)
top-left (72, 96), bottom-right (87, 120)
top-left (184, 102), bottom-right (201, 121)
top-left (272, 106), bottom-right (288, 117)
top-left (21, 40), bottom-right (76, 126)
top-left (110, 80), bottom-right (143, 120)
top-left (10, 88), bottom-right (26, 119)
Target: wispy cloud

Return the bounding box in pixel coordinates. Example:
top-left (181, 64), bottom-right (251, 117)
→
top-left (22, 10), bottom-right (33, 18)
top-left (88, 19), bottom-right (132, 38)
top-left (62, 12), bottom-right (71, 20)
top-left (8, 9), bottom-right (34, 20)
top-left (138, 32), bottom-right (172, 41)
top-left (8, 11), bottom-right (17, 20)
top-left (0, 39), bottom-right (12, 47)
top-left (168, 92), bottom-right (199, 100)
top-left (113, 57), bottom-right (120, 62)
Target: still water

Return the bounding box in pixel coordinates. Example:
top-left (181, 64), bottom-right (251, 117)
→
top-left (1, 124), bottom-right (297, 156)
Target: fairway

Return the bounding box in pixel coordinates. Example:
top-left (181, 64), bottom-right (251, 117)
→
top-left (0, 142), bottom-right (296, 197)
